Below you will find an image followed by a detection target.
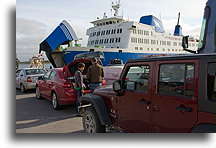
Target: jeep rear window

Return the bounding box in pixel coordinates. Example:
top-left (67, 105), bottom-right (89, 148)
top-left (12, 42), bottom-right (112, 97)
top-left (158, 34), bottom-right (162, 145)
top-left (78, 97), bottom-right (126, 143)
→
top-left (207, 63), bottom-right (216, 101)
top-left (158, 64), bottom-right (195, 98)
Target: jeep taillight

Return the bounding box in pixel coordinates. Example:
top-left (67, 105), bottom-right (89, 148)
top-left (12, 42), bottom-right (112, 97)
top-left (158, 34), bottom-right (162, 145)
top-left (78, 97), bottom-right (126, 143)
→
top-left (27, 76), bottom-right (32, 82)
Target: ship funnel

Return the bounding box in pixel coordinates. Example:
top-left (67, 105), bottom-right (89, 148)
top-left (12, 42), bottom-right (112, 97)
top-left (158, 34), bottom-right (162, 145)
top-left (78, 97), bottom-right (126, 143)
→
top-left (174, 12), bottom-right (182, 36)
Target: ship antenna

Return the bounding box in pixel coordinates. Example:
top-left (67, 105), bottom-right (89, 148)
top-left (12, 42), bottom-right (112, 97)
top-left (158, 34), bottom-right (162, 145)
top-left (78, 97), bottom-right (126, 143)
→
top-left (177, 12), bottom-right (180, 25)
top-left (111, 0), bottom-right (120, 16)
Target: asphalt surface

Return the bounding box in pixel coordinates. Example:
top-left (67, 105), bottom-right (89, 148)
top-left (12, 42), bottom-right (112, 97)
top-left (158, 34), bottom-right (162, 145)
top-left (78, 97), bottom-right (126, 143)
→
top-left (16, 89), bottom-right (84, 133)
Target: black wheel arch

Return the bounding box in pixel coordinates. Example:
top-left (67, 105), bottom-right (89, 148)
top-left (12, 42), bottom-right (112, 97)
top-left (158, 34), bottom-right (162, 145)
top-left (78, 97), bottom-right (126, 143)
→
top-left (80, 93), bottom-right (112, 126)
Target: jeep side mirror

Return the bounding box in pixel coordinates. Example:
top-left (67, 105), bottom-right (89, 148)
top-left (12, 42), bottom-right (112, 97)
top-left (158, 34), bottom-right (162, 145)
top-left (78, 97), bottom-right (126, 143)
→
top-left (182, 36), bottom-right (197, 54)
top-left (113, 80), bottom-right (121, 92)
top-left (182, 36), bottom-right (189, 49)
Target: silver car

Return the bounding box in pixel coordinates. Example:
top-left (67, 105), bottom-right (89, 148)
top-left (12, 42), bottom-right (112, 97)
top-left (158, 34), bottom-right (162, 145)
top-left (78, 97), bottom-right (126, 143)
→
top-left (16, 68), bottom-right (46, 93)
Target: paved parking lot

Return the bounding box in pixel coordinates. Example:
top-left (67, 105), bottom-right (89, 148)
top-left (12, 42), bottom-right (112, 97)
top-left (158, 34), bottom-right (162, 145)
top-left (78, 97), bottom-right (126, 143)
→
top-left (16, 89), bottom-right (84, 133)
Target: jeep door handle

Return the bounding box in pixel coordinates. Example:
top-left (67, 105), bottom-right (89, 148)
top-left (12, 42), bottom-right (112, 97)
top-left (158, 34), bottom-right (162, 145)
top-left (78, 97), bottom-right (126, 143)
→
top-left (138, 99), bottom-right (151, 105)
top-left (176, 106), bottom-right (193, 112)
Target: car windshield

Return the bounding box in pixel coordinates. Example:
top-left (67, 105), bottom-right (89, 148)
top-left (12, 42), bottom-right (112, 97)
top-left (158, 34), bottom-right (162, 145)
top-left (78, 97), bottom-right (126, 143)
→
top-left (26, 69), bottom-right (46, 75)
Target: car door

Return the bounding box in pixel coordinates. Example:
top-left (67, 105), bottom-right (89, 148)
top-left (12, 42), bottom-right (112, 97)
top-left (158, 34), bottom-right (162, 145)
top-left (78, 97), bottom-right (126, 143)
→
top-left (46, 71), bottom-right (56, 99)
top-left (115, 62), bottom-right (153, 132)
top-left (152, 60), bottom-right (199, 132)
top-left (39, 71), bottom-right (51, 98)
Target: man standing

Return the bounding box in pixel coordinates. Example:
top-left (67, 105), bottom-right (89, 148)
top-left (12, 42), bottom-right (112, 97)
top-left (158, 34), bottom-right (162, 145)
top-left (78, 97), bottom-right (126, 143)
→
top-left (87, 58), bottom-right (104, 92)
top-left (74, 62), bottom-right (85, 116)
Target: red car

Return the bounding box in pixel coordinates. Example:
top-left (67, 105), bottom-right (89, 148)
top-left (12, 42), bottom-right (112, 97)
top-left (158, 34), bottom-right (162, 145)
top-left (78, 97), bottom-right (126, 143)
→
top-left (36, 59), bottom-right (106, 110)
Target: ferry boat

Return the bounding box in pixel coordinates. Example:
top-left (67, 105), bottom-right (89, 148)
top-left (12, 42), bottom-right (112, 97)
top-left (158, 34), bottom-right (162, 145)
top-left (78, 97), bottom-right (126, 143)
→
top-left (39, 1), bottom-right (199, 67)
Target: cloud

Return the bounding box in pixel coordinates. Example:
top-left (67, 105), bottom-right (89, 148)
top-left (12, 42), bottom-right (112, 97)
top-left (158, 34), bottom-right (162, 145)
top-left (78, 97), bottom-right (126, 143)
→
top-left (16, 18), bottom-right (49, 61)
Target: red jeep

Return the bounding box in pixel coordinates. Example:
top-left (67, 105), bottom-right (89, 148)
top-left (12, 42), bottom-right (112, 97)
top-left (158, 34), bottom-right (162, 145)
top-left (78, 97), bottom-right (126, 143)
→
top-left (79, 54), bottom-right (216, 133)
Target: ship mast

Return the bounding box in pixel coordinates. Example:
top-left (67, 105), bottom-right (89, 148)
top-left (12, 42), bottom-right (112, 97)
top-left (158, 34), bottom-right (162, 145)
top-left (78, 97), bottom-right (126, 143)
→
top-left (111, 0), bottom-right (120, 16)
top-left (176, 12), bottom-right (180, 26)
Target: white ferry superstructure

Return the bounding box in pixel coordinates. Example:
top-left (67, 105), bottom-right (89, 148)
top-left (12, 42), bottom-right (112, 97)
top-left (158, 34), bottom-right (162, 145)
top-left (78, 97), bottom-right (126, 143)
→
top-left (39, 1), bottom-right (199, 67)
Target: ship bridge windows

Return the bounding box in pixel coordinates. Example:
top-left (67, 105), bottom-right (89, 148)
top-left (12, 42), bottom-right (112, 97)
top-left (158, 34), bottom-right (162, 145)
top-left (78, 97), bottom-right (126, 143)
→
top-left (99, 39), bottom-right (104, 44)
top-left (111, 29), bottom-right (116, 34)
top-left (90, 40), bottom-right (95, 45)
top-left (115, 37), bottom-right (121, 43)
top-left (95, 40), bottom-right (99, 44)
top-left (167, 41), bottom-right (171, 46)
top-left (173, 42), bottom-right (178, 46)
top-left (132, 29), bottom-right (149, 36)
top-left (119, 28), bottom-right (122, 33)
top-left (131, 38), bottom-right (138, 43)
top-left (90, 32), bottom-right (95, 37)
top-left (144, 30), bottom-right (149, 36)
top-left (144, 39), bottom-right (149, 44)
top-left (117, 29), bottom-right (120, 33)
top-left (151, 40), bottom-right (156, 45)
top-left (97, 31), bottom-right (101, 36)
top-left (132, 29), bottom-right (136, 34)
top-left (109, 38), bottom-right (115, 43)
top-left (162, 41), bottom-right (166, 45)
top-left (136, 29), bottom-right (143, 35)
top-left (106, 30), bottom-right (111, 35)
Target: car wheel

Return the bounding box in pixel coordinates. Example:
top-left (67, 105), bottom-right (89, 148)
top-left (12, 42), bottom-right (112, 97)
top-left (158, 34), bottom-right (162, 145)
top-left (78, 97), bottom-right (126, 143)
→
top-left (83, 107), bottom-right (105, 133)
top-left (20, 84), bottom-right (26, 93)
top-left (35, 86), bottom-right (42, 99)
top-left (51, 92), bottom-right (61, 110)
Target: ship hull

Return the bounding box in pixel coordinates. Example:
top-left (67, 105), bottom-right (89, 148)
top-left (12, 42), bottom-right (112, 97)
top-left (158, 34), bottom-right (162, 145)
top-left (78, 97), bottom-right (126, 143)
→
top-left (63, 50), bottom-right (178, 66)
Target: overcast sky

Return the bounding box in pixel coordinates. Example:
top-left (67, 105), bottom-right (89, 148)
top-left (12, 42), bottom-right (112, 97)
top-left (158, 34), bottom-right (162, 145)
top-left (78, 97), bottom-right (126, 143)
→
top-left (16, 0), bottom-right (206, 61)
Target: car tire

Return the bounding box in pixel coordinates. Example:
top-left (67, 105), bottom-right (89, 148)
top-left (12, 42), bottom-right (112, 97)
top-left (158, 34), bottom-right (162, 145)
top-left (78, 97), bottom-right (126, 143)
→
top-left (83, 107), bottom-right (105, 133)
top-left (51, 92), bottom-right (61, 110)
top-left (20, 83), bottom-right (26, 93)
top-left (35, 86), bottom-right (42, 99)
